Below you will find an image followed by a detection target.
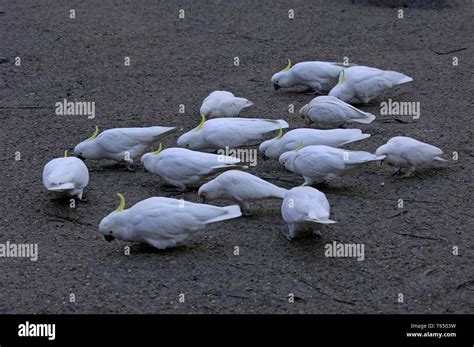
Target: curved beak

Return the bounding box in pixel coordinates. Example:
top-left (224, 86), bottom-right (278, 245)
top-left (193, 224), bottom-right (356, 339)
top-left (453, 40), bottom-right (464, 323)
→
top-left (273, 84), bottom-right (281, 91)
top-left (104, 235), bottom-right (115, 242)
top-left (77, 155), bottom-right (85, 161)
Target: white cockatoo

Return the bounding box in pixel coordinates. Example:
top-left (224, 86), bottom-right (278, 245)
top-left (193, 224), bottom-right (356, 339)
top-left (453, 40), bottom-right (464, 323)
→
top-left (198, 170), bottom-right (287, 213)
top-left (99, 193), bottom-right (242, 249)
top-left (259, 128), bottom-right (371, 159)
top-left (141, 144), bottom-right (248, 191)
top-left (271, 59), bottom-right (351, 93)
top-left (74, 125), bottom-right (177, 170)
top-left (279, 145), bottom-right (385, 185)
top-left (42, 150), bottom-right (89, 199)
top-left (200, 90), bottom-right (253, 118)
top-left (299, 96), bottom-right (376, 127)
top-left (328, 66), bottom-right (413, 104)
top-left (375, 136), bottom-right (446, 177)
top-left (281, 186), bottom-right (336, 240)
top-left (177, 116), bottom-right (289, 150)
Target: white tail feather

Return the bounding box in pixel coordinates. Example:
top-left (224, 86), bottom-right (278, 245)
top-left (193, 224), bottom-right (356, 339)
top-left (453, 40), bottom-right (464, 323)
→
top-left (351, 112), bottom-right (376, 124)
top-left (206, 205), bottom-right (242, 223)
top-left (48, 183), bottom-right (75, 191)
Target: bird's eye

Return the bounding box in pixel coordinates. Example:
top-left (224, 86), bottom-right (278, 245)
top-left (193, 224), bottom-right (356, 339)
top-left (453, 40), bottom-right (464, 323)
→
top-left (109, 231), bottom-right (113, 234)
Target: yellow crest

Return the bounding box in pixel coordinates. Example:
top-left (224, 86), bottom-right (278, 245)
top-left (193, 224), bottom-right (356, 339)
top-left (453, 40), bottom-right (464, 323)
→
top-left (88, 125), bottom-right (100, 141)
top-left (276, 127), bottom-right (283, 141)
top-left (195, 114), bottom-right (206, 132)
top-left (151, 143), bottom-right (163, 156)
top-left (282, 58), bottom-right (292, 72)
top-left (339, 69), bottom-right (346, 85)
top-left (115, 193), bottom-right (126, 212)
top-left (294, 140), bottom-right (304, 152)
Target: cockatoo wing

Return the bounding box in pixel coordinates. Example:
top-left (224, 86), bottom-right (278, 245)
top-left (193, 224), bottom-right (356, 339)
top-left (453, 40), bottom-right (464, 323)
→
top-left (294, 150), bottom-right (346, 178)
top-left (97, 127), bottom-right (175, 154)
top-left (204, 119), bottom-right (287, 148)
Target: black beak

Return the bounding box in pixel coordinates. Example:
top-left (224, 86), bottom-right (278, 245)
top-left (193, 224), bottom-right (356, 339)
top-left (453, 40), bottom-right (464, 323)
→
top-left (77, 155), bottom-right (85, 161)
top-left (104, 235), bottom-right (115, 242)
top-left (273, 84), bottom-right (281, 91)
top-left (200, 196), bottom-right (206, 204)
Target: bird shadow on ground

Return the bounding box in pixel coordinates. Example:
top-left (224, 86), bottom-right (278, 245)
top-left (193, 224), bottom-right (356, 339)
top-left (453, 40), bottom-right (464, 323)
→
top-left (274, 89), bottom-right (327, 96)
top-left (314, 183), bottom-right (365, 197)
top-left (89, 162), bottom-right (131, 172)
top-left (389, 166), bottom-right (447, 181)
top-left (129, 242), bottom-right (190, 255)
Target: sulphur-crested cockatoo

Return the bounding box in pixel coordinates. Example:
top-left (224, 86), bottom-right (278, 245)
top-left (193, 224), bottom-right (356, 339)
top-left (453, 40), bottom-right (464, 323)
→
top-left (42, 150), bottom-right (89, 199)
top-left (259, 128), bottom-right (371, 159)
top-left (376, 136), bottom-right (446, 177)
top-left (74, 125), bottom-right (176, 170)
top-left (177, 116), bottom-right (289, 150)
top-left (99, 193), bottom-right (241, 249)
top-left (279, 145), bottom-right (385, 185)
top-left (281, 186), bottom-right (336, 240)
top-left (141, 144), bottom-right (247, 191)
top-left (198, 170), bottom-right (287, 213)
top-left (271, 59), bottom-right (352, 93)
top-left (200, 90), bottom-right (253, 118)
top-left (299, 96), bottom-right (376, 127)
top-left (328, 66), bottom-right (413, 104)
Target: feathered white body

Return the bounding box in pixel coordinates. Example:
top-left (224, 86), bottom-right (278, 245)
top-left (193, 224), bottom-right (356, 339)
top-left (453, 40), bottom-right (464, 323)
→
top-left (42, 157), bottom-right (89, 199)
top-left (299, 96), bottom-right (376, 127)
top-left (74, 126), bottom-right (176, 165)
top-left (375, 136), bottom-right (446, 176)
top-left (281, 186), bottom-right (336, 240)
top-left (98, 197), bottom-right (241, 249)
top-left (198, 170), bottom-right (287, 210)
top-left (271, 61), bottom-right (347, 92)
top-left (259, 128), bottom-right (371, 159)
top-left (279, 145), bottom-right (385, 185)
top-left (141, 148), bottom-right (247, 191)
top-left (200, 90), bottom-right (253, 118)
top-left (329, 66), bottom-right (413, 104)
top-left (177, 118), bottom-right (289, 150)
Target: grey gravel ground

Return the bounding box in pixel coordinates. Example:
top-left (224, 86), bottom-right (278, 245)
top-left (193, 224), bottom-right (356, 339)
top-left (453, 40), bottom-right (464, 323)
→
top-left (0, 0), bottom-right (473, 313)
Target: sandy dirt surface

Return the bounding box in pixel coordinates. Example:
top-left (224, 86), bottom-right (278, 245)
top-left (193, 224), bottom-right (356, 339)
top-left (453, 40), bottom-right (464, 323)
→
top-left (0, 0), bottom-right (473, 313)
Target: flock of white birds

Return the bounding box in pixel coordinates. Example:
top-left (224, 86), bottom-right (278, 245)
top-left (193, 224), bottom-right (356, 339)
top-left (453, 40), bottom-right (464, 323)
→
top-left (42, 60), bottom-right (447, 248)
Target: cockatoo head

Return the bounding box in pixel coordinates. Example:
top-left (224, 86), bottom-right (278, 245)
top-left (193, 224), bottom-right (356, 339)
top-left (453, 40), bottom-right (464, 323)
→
top-left (98, 193), bottom-right (130, 242)
top-left (74, 125), bottom-right (101, 160)
top-left (375, 144), bottom-right (389, 166)
top-left (198, 180), bottom-right (220, 203)
top-left (177, 115), bottom-right (207, 149)
top-left (271, 59), bottom-right (293, 90)
top-left (259, 128), bottom-right (284, 159)
top-left (298, 103), bottom-right (313, 126)
top-left (279, 150), bottom-right (298, 173)
top-left (328, 69), bottom-right (352, 101)
top-left (140, 144), bottom-right (162, 172)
